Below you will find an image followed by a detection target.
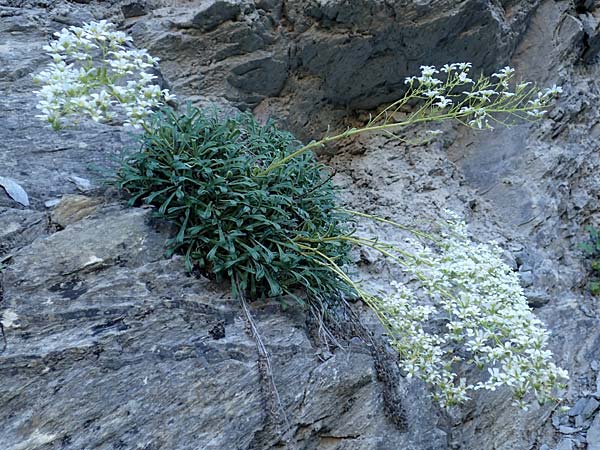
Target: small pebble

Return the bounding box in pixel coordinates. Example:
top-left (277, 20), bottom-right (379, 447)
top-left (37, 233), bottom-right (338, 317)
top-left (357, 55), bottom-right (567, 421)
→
top-left (582, 398), bottom-right (600, 420)
top-left (68, 175), bottom-right (92, 191)
top-left (572, 434), bottom-right (587, 447)
top-left (555, 438), bottom-right (574, 450)
top-left (553, 414), bottom-right (562, 428)
top-left (559, 426), bottom-right (579, 434)
top-left (44, 198), bottom-right (61, 208)
top-left (588, 414), bottom-right (600, 450)
top-left (569, 398), bottom-right (588, 416)
top-left (575, 415), bottom-right (587, 428)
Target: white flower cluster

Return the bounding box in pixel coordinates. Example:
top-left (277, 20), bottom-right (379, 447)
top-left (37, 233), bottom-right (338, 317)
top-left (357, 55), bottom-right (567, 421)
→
top-left (378, 214), bottom-right (568, 408)
top-left (403, 63), bottom-right (562, 130)
top-left (33, 20), bottom-right (174, 130)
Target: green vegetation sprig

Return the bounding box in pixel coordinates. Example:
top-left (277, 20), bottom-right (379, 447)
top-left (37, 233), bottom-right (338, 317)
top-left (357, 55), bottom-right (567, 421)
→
top-left (117, 107), bottom-right (354, 304)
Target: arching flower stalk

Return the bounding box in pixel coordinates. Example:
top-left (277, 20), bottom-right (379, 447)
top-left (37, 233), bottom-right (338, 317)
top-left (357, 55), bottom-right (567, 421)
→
top-left (262, 63), bottom-right (562, 174)
top-left (372, 213), bottom-right (568, 409)
top-left (297, 212), bottom-right (569, 409)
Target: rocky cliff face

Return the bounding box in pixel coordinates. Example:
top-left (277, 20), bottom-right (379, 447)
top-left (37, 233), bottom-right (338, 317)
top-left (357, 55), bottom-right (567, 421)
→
top-left (125, 0), bottom-right (540, 137)
top-left (2, 1), bottom-right (600, 449)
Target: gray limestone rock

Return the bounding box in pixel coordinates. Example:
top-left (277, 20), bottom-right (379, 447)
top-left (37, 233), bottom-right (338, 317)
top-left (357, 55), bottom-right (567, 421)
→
top-left (0, 207), bottom-right (46, 256)
top-left (555, 438), bottom-right (574, 450)
top-left (0, 203), bottom-right (447, 450)
top-left (127, 0), bottom-right (541, 135)
top-left (121, 1), bottom-right (148, 18)
top-left (582, 398), bottom-right (600, 420)
top-left (0, 9), bottom-right (447, 449)
top-left (190, 0), bottom-right (244, 32)
top-left (228, 54), bottom-right (289, 97)
top-left (569, 398), bottom-right (589, 416)
top-left (49, 195), bottom-right (103, 229)
top-left (588, 414), bottom-right (600, 450)
top-left (4, 1), bottom-right (600, 450)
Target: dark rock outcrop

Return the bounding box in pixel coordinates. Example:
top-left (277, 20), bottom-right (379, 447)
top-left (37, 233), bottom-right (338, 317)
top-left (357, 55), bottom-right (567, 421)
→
top-left (125, 0), bottom-right (540, 137)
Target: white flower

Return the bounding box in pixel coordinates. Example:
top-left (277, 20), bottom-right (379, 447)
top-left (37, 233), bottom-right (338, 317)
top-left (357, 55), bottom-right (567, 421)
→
top-left (109, 56), bottom-right (135, 73)
top-left (463, 90), bottom-right (496, 103)
top-left (434, 96), bottom-right (453, 108)
top-left (527, 109), bottom-right (546, 118)
top-left (457, 72), bottom-right (473, 84)
top-left (139, 71), bottom-right (157, 85)
top-left (441, 63), bottom-right (458, 73)
top-left (33, 20), bottom-right (175, 129)
top-left (543, 85), bottom-right (563, 98)
top-left (419, 76), bottom-right (443, 86)
top-left (162, 90), bottom-right (176, 102)
top-left (420, 65), bottom-right (439, 77)
top-left (423, 89), bottom-right (440, 98)
top-left (376, 213), bottom-right (568, 408)
top-left (492, 66), bottom-right (515, 80)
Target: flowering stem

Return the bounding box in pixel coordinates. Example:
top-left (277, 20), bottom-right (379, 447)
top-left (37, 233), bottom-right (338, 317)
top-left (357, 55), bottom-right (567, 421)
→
top-left (337, 208), bottom-right (437, 242)
top-left (259, 113), bottom-right (457, 175)
top-left (259, 100), bottom-right (549, 176)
